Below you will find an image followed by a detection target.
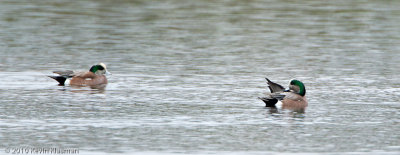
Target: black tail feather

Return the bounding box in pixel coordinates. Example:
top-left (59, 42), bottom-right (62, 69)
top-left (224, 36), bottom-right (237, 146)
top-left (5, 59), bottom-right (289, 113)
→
top-left (48, 76), bottom-right (67, 86)
top-left (258, 97), bottom-right (278, 107)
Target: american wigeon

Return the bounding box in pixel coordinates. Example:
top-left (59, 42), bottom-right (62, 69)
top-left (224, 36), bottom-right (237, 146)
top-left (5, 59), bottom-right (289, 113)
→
top-left (49, 63), bottom-right (110, 86)
top-left (259, 78), bottom-right (308, 109)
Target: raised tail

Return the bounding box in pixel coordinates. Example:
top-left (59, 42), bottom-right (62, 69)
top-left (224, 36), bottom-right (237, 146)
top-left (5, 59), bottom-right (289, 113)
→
top-left (48, 76), bottom-right (67, 86)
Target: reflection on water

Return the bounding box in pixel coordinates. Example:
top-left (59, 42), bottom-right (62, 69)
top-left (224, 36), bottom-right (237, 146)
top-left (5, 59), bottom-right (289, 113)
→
top-left (265, 106), bottom-right (306, 119)
top-left (57, 85), bottom-right (107, 94)
top-left (0, 0), bottom-right (400, 154)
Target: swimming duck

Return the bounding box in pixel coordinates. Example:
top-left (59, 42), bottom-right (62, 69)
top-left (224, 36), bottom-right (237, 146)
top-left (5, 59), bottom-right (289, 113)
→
top-left (259, 78), bottom-right (308, 109)
top-left (49, 63), bottom-right (110, 86)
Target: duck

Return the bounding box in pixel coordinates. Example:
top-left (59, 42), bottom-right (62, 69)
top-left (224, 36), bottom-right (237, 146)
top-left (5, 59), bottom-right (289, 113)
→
top-left (48, 63), bottom-right (110, 86)
top-left (259, 78), bottom-right (308, 109)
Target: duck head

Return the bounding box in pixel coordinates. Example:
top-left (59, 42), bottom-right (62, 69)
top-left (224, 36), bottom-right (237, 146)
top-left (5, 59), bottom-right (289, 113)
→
top-left (288, 79), bottom-right (306, 96)
top-left (90, 63), bottom-right (111, 75)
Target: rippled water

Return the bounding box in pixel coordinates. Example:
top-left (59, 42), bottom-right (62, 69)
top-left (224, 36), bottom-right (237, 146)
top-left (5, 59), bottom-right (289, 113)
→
top-left (0, 0), bottom-right (399, 154)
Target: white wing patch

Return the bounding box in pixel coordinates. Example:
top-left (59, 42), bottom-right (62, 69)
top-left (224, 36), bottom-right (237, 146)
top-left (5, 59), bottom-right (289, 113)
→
top-left (65, 79), bottom-right (70, 85)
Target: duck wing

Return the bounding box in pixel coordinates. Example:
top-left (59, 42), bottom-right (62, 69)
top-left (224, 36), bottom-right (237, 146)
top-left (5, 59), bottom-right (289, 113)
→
top-left (73, 71), bottom-right (96, 78)
top-left (53, 70), bottom-right (74, 78)
top-left (259, 92), bottom-right (286, 107)
top-left (260, 78), bottom-right (286, 107)
top-left (265, 78), bottom-right (285, 93)
top-left (53, 70), bottom-right (93, 78)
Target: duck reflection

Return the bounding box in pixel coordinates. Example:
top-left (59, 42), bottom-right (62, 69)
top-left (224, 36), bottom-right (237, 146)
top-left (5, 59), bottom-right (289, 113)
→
top-left (56, 84), bottom-right (106, 94)
top-left (265, 105), bottom-right (306, 118)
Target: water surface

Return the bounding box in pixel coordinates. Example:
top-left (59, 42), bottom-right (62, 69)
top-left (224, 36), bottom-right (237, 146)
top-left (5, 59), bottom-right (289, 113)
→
top-left (0, 0), bottom-right (399, 154)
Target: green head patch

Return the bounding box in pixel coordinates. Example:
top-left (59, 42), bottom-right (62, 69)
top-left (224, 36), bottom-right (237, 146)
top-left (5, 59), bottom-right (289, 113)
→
top-left (290, 79), bottom-right (306, 96)
top-left (89, 65), bottom-right (105, 73)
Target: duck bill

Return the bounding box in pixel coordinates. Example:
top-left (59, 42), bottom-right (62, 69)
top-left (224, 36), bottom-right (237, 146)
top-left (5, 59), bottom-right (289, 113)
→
top-left (105, 70), bottom-right (112, 75)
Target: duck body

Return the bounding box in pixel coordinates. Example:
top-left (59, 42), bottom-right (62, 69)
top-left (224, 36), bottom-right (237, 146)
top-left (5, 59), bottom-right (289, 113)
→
top-left (49, 63), bottom-right (110, 86)
top-left (280, 91), bottom-right (308, 109)
top-left (259, 78), bottom-right (308, 109)
top-left (69, 72), bottom-right (107, 86)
